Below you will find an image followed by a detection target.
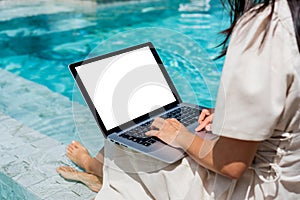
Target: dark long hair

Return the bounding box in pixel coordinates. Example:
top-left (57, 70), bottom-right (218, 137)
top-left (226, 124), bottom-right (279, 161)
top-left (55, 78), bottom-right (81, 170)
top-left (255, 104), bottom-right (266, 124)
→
top-left (219, 0), bottom-right (300, 58)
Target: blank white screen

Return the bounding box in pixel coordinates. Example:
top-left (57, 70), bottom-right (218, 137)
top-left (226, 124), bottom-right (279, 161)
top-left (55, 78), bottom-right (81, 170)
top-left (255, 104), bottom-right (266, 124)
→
top-left (76, 46), bottom-right (176, 130)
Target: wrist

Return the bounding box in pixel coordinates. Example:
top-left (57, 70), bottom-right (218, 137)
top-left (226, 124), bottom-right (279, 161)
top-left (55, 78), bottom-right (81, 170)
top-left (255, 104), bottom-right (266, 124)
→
top-left (175, 130), bottom-right (195, 150)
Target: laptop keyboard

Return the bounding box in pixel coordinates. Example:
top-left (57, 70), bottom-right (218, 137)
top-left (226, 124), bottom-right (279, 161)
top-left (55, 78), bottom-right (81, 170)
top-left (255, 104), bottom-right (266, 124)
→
top-left (119, 106), bottom-right (200, 147)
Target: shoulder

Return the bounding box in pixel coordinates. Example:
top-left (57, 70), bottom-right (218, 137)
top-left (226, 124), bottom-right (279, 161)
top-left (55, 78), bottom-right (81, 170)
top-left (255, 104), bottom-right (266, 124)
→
top-left (225, 0), bottom-right (298, 74)
top-left (231, 0), bottom-right (295, 52)
top-left (212, 0), bottom-right (299, 141)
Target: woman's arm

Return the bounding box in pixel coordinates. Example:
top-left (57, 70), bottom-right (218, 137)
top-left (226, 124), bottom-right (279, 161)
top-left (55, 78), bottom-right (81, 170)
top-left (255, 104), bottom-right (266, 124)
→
top-left (181, 131), bottom-right (259, 179)
top-left (146, 118), bottom-right (259, 179)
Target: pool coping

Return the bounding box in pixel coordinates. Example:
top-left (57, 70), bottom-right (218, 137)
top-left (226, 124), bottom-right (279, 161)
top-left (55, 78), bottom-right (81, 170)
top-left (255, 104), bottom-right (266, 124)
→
top-left (0, 111), bottom-right (96, 199)
top-left (0, 69), bottom-right (103, 199)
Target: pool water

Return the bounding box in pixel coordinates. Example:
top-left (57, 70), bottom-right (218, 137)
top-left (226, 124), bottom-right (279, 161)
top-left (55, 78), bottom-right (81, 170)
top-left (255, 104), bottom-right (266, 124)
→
top-left (0, 0), bottom-right (229, 108)
top-left (0, 0), bottom-right (230, 198)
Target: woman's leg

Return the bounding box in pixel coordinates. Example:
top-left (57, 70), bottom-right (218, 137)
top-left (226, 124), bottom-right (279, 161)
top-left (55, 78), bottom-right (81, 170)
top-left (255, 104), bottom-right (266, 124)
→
top-left (66, 140), bottom-right (104, 177)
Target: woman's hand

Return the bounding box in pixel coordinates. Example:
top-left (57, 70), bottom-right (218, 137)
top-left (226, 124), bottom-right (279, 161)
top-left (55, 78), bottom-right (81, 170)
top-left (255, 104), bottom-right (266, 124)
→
top-left (195, 109), bottom-right (214, 132)
top-left (145, 117), bottom-right (191, 149)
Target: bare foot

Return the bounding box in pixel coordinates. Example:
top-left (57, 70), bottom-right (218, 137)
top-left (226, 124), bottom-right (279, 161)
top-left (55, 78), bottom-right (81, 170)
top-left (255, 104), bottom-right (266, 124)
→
top-left (56, 166), bottom-right (102, 192)
top-left (66, 140), bottom-right (92, 171)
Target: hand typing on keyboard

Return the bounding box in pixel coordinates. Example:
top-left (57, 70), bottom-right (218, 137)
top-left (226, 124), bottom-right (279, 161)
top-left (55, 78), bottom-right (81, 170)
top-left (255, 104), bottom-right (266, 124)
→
top-left (120, 106), bottom-right (199, 147)
top-left (146, 117), bottom-right (194, 150)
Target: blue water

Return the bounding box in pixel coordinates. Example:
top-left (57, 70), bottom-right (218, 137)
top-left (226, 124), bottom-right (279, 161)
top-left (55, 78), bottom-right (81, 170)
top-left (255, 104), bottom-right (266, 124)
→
top-left (0, 0), bottom-right (229, 108)
top-left (0, 1), bottom-right (229, 197)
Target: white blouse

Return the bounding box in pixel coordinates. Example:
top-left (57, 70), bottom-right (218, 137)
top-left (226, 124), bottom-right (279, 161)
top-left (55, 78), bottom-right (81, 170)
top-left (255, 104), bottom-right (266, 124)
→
top-left (212, 0), bottom-right (300, 198)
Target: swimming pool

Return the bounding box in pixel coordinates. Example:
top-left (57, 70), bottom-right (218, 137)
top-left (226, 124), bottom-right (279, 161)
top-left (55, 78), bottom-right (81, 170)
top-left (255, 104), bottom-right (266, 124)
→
top-left (0, 0), bottom-right (228, 104)
top-left (0, 0), bottom-right (229, 198)
top-left (0, 0), bottom-right (230, 155)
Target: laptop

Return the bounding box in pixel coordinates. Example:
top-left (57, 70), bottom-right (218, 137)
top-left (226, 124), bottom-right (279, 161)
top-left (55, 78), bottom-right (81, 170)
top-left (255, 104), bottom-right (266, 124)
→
top-left (69, 42), bottom-right (202, 163)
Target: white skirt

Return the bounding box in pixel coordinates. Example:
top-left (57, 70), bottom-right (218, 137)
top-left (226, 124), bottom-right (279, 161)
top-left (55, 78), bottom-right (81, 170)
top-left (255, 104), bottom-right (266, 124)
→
top-left (95, 140), bottom-right (238, 200)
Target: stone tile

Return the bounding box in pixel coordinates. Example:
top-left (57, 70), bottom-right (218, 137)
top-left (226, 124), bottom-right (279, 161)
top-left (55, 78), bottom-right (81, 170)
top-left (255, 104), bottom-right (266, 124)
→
top-left (0, 171), bottom-right (41, 200)
top-left (0, 152), bottom-right (18, 167)
top-left (30, 136), bottom-right (62, 150)
top-left (28, 175), bottom-right (76, 199)
top-left (23, 151), bottom-right (64, 178)
top-left (2, 160), bottom-right (31, 178)
top-left (9, 121), bottom-right (42, 139)
top-left (0, 112), bottom-right (46, 144)
top-left (8, 143), bottom-right (39, 159)
top-left (0, 69), bottom-right (76, 144)
top-left (0, 137), bottom-right (26, 151)
top-left (69, 183), bottom-right (96, 199)
top-left (28, 175), bottom-right (96, 200)
top-left (0, 133), bottom-right (14, 143)
top-left (13, 169), bottom-right (47, 188)
top-left (44, 189), bottom-right (89, 200)
top-left (43, 183), bottom-right (96, 200)
top-left (17, 130), bottom-right (47, 143)
top-left (0, 69), bottom-right (100, 198)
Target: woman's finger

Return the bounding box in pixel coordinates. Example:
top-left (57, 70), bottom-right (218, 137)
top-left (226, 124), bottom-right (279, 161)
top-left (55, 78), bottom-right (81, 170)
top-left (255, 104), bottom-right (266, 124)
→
top-left (168, 118), bottom-right (179, 123)
top-left (150, 117), bottom-right (165, 129)
top-left (145, 130), bottom-right (159, 137)
top-left (195, 123), bottom-right (207, 132)
top-left (166, 118), bottom-right (181, 128)
top-left (198, 109), bottom-right (210, 123)
top-left (195, 115), bottom-right (213, 131)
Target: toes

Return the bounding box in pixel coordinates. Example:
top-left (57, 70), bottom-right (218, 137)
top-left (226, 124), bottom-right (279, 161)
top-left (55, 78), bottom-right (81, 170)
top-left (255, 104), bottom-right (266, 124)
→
top-left (72, 140), bottom-right (81, 148)
top-left (66, 149), bottom-right (73, 158)
top-left (73, 141), bottom-right (86, 150)
top-left (66, 147), bottom-right (72, 154)
top-left (68, 141), bottom-right (87, 152)
top-left (57, 166), bottom-right (80, 181)
top-left (68, 140), bottom-right (81, 148)
top-left (56, 166), bottom-right (64, 173)
top-left (67, 144), bottom-right (75, 153)
top-left (65, 166), bottom-right (77, 172)
top-left (57, 166), bottom-right (76, 173)
top-left (56, 166), bottom-right (69, 175)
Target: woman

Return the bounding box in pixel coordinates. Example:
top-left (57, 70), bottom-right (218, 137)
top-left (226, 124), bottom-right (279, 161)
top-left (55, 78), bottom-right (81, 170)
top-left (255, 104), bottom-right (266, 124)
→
top-left (145, 0), bottom-right (300, 198)
top-left (58, 0), bottom-right (300, 199)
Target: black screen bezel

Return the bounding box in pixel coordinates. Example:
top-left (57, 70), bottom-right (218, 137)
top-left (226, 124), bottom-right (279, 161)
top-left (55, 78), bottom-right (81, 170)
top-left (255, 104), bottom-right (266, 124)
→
top-left (69, 42), bottom-right (182, 137)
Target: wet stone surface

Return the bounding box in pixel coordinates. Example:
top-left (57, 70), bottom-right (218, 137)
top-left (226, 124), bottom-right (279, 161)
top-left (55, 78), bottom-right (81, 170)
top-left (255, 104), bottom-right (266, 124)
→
top-left (0, 69), bottom-right (102, 199)
top-left (0, 111), bottom-right (96, 199)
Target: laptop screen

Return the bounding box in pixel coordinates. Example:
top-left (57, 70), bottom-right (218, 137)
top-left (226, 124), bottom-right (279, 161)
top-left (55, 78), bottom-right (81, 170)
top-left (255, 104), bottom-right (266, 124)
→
top-left (75, 45), bottom-right (177, 131)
